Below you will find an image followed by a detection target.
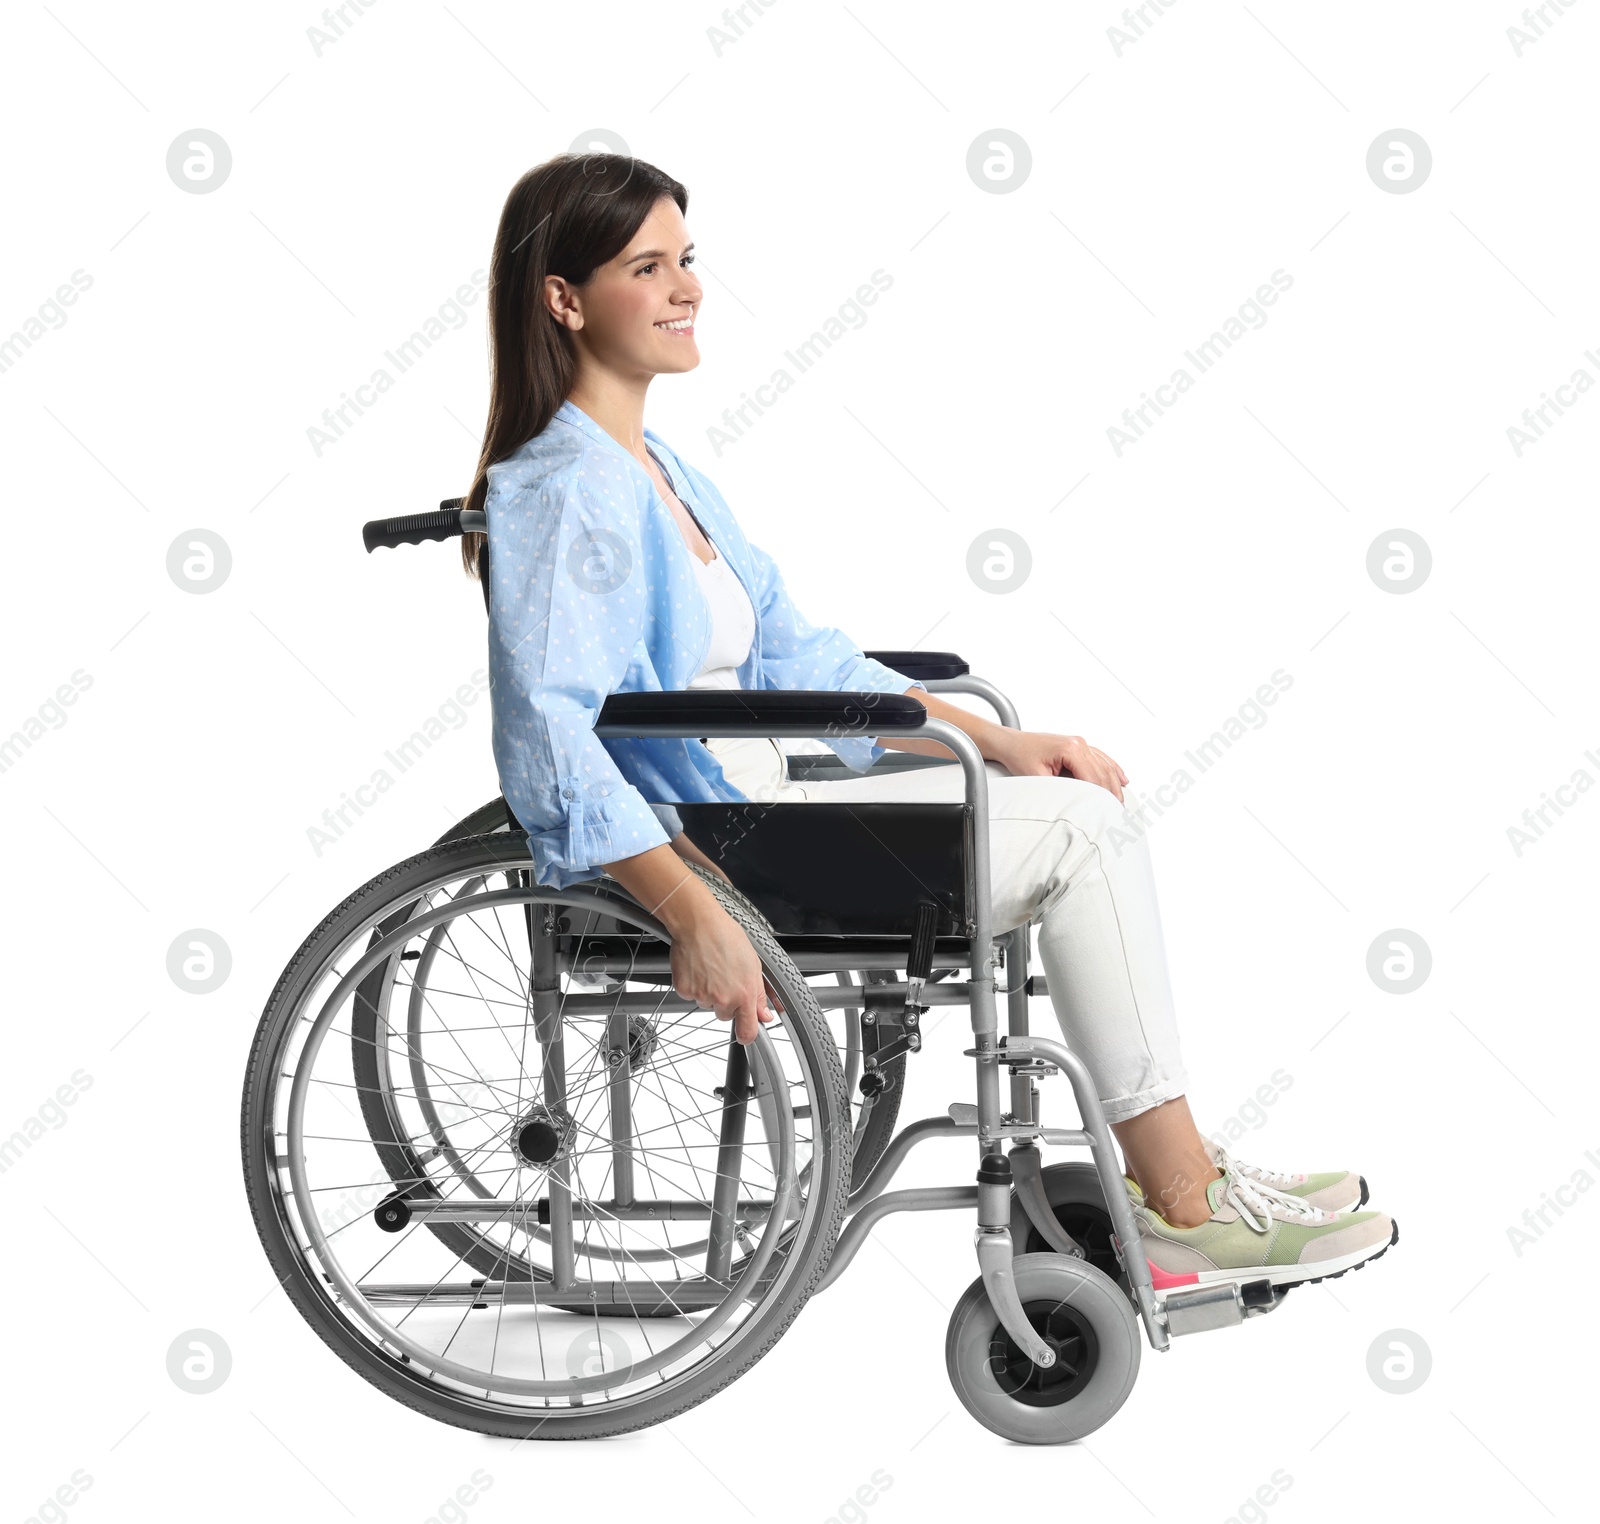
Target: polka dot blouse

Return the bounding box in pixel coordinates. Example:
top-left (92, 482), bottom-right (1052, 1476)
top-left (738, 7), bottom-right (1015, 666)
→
top-left (485, 398), bottom-right (926, 890)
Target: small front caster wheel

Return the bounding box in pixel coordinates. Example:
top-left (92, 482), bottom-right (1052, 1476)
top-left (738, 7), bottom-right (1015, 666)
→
top-left (945, 1253), bottom-right (1140, 1443)
top-left (1009, 1161), bottom-right (1127, 1290)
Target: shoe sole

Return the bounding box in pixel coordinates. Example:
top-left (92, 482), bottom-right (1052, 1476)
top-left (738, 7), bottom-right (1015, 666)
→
top-left (1150, 1217), bottom-right (1399, 1296)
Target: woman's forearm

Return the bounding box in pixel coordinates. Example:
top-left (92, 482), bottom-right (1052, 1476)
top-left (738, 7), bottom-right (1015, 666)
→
top-left (876, 686), bottom-right (1014, 764)
top-left (603, 841), bottom-right (721, 935)
top-left (667, 829), bottom-right (731, 883)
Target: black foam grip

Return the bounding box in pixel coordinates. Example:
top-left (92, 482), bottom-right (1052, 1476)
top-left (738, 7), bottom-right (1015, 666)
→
top-left (362, 501), bottom-right (466, 552)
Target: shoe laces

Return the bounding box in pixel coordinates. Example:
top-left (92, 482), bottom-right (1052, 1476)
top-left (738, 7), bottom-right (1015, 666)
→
top-left (1237, 1159), bottom-right (1302, 1188)
top-left (1212, 1147), bottom-right (1328, 1232)
top-left (1205, 1137), bottom-right (1302, 1189)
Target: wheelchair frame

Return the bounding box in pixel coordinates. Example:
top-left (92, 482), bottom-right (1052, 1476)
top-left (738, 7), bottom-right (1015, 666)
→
top-left (242, 501), bottom-right (1287, 1443)
top-left (595, 661), bottom-right (1291, 1357)
top-left (462, 478), bottom-right (1281, 1359)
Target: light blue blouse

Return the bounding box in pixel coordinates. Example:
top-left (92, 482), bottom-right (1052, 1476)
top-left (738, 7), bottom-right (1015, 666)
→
top-left (485, 399), bottom-right (926, 889)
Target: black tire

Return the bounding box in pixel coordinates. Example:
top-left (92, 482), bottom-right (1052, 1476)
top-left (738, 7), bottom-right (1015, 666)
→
top-left (241, 836), bottom-right (850, 1438)
top-left (1008, 1162), bottom-right (1128, 1291)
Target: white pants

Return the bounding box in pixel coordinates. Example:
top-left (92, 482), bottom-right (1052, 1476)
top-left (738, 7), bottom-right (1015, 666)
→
top-left (705, 736), bottom-right (1189, 1124)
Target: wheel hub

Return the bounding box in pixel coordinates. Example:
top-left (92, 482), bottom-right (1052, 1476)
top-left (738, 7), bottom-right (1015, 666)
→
top-left (606, 1014), bottom-right (659, 1071)
top-left (988, 1299), bottom-right (1101, 1407)
top-left (513, 1102), bottom-right (577, 1167)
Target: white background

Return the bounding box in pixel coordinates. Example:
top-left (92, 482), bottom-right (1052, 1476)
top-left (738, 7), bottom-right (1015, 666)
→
top-left (3, 1), bottom-right (1596, 1520)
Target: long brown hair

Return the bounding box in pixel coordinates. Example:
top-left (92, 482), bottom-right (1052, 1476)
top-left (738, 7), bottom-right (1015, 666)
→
top-left (460, 152), bottom-right (689, 579)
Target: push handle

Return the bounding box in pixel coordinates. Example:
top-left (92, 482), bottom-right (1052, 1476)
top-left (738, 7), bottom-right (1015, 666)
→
top-left (362, 499), bottom-right (469, 553)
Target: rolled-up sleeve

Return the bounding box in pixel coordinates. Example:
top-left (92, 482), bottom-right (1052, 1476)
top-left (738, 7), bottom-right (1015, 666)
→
top-left (486, 464), bottom-right (673, 888)
top-left (746, 538), bottom-right (927, 772)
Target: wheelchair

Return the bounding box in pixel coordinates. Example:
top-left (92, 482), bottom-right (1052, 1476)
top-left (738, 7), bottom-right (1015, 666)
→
top-left (239, 501), bottom-right (1287, 1443)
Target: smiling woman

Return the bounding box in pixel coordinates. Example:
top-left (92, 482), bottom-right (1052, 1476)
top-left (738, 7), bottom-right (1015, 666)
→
top-left (457, 154), bottom-right (705, 587)
top-left (456, 150), bottom-right (1398, 1305)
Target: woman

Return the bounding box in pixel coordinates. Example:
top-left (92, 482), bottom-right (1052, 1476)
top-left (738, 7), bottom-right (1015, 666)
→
top-left (464, 152), bottom-right (1398, 1294)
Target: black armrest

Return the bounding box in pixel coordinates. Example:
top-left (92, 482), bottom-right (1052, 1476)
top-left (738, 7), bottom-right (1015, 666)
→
top-left (594, 688), bottom-right (928, 739)
top-left (864, 649), bottom-right (969, 682)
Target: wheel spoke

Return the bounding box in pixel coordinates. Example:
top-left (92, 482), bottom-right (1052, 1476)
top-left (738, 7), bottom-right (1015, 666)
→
top-left (245, 847), bottom-right (843, 1427)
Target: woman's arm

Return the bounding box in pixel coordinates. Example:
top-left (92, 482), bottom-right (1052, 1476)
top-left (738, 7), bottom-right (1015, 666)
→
top-left (878, 687), bottom-right (1130, 802)
top-left (667, 830), bottom-right (731, 883)
top-left (487, 467), bottom-right (676, 887)
top-left (603, 837), bottom-right (774, 1047)
top-left (730, 521), bottom-right (1129, 799)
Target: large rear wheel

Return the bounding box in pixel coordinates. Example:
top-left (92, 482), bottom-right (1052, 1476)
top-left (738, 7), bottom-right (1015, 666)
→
top-left (241, 837), bottom-right (849, 1438)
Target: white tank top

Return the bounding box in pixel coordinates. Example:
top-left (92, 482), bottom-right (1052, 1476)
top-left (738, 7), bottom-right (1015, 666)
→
top-left (685, 550), bottom-right (756, 690)
top-left (686, 549), bottom-right (793, 792)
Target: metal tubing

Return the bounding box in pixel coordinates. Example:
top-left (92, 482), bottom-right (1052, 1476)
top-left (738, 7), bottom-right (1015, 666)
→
top-left (284, 884), bottom-right (804, 1398)
top-left (1004, 925), bottom-right (1034, 1123)
top-left (359, 1279), bottom-right (738, 1310)
top-left (407, 1197), bottom-right (777, 1224)
top-left (846, 1116), bottom-right (973, 1210)
top-left (975, 1229), bottom-right (1056, 1367)
top-left (923, 674), bottom-right (1020, 730)
top-left (1008, 1142), bottom-right (1086, 1259)
top-left (1001, 1033), bottom-right (1169, 1352)
top-left (705, 1037), bottom-right (752, 1283)
top-left (606, 1005), bottom-right (635, 1208)
top-left (543, 980), bottom-right (981, 1014)
top-left (815, 1185), bottom-right (979, 1293)
top-left (529, 908), bottom-right (577, 1292)
top-left (748, 1048), bottom-right (785, 1191)
top-left (1160, 1282), bottom-right (1249, 1336)
top-left (583, 707), bottom-right (1055, 1361)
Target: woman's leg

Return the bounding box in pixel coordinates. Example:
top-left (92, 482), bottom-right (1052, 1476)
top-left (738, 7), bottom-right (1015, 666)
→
top-left (1111, 1097), bottom-right (1218, 1228)
top-left (999, 776), bottom-right (1224, 1225)
top-left (761, 749), bottom-right (1222, 1222)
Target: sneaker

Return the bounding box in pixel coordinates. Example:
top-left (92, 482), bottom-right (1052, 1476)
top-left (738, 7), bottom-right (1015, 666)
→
top-left (1205, 1138), bottom-right (1366, 1213)
top-left (1128, 1168), bottom-right (1398, 1293)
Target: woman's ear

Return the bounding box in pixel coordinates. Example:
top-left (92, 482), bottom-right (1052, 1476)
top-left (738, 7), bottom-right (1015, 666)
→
top-left (543, 274), bottom-right (583, 331)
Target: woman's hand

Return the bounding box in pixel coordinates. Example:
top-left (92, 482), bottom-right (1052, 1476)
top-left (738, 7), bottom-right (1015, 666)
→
top-left (669, 900), bottom-right (778, 1046)
top-left (991, 730), bottom-right (1129, 802)
top-left (604, 846), bottom-right (768, 1042)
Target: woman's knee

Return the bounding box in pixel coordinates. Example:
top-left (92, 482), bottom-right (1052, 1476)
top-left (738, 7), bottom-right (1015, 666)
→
top-left (1004, 775), bottom-right (1135, 840)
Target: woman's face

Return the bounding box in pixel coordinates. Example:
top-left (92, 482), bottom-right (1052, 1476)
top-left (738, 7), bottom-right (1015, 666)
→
top-left (547, 195), bottom-right (702, 380)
